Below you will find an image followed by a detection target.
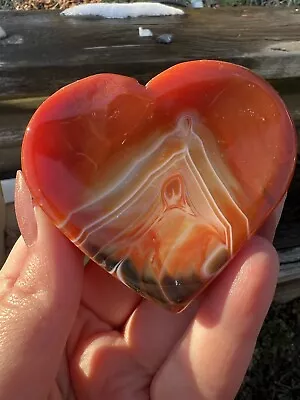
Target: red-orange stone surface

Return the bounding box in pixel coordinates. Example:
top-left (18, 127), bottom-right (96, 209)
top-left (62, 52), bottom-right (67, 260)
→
top-left (21, 60), bottom-right (297, 312)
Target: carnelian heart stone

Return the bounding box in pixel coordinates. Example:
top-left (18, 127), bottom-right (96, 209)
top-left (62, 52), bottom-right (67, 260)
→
top-left (21, 60), bottom-right (297, 312)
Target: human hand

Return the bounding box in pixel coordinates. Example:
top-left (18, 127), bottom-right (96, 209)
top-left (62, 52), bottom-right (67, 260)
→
top-left (0, 171), bottom-right (284, 399)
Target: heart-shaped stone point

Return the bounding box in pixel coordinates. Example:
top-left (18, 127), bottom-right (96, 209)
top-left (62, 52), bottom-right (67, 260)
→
top-left (21, 60), bottom-right (297, 312)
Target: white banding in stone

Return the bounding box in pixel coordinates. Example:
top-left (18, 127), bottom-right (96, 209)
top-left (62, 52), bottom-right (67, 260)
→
top-left (74, 149), bottom-right (186, 245)
top-left (61, 115), bottom-right (249, 266)
top-left (58, 129), bottom-right (177, 230)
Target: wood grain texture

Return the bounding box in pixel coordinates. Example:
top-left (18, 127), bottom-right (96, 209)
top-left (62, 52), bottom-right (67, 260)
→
top-left (0, 8), bottom-right (300, 99)
top-left (1, 169), bottom-right (300, 303)
top-left (274, 160), bottom-right (300, 251)
top-left (0, 185), bottom-right (5, 266)
top-left (1, 8), bottom-right (300, 178)
top-left (0, 98), bottom-right (299, 179)
top-left (275, 246), bottom-right (300, 303)
top-left (4, 202), bottom-right (18, 260)
top-left (0, 8), bottom-right (300, 301)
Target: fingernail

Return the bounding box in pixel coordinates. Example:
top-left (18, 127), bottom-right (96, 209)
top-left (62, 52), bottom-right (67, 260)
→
top-left (15, 170), bottom-right (37, 247)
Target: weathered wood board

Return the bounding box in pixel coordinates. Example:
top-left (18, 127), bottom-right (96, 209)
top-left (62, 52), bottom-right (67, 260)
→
top-left (0, 178), bottom-right (18, 266)
top-left (0, 184), bottom-right (5, 266)
top-left (1, 8), bottom-right (300, 97)
top-left (1, 169), bottom-right (300, 303)
top-left (273, 160), bottom-right (300, 302)
top-left (0, 8), bottom-right (300, 302)
top-left (1, 8), bottom-right (300, 178)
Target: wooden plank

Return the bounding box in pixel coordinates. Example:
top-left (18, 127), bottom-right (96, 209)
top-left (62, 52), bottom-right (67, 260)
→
top-left (0, 179), bottom-right (17, 264)
top-left (1, 8), bottom-right (300, 297)
top-left (1, 8), bottom-right (300, 99)
top-left (1, 91), bottom-right (299, 128)
top-left (1, 8), bottom-right (300, 178)
top-left (0, 85), bottom-right (299, 179)
top-left (275, 246), bottom-right (300, 303)
top-left (4, 202), bottom-right (18, 259)
top-left (0, 104), bottom-right (29, 178)
top-left (273, 160), bottom-right (300, 251)
top-left (1, 176), bottom-right (300, 302)
top-left (0, 183), bottom-right (5, 266)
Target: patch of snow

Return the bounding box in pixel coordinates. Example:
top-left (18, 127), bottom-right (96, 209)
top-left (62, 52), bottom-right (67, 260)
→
top-left (0, 26), bottom-right (6, 40)
top-left (61, 3), bottom-right (184, 18)
top-left (1, 179), bottom-right (15, 204)
top-left (5, 35), bottom-right (24, 45)
top-left (191, 0), bottom-right (204, 8)
top-left (139, 27), bottom-right (153, 37)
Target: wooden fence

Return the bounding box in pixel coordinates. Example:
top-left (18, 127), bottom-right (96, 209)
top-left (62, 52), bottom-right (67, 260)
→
top-left (0, 7), bottom-right (300, 302)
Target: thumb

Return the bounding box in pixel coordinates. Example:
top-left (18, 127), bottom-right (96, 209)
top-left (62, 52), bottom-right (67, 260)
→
top-left (0, 171), bottom-right (84, 399)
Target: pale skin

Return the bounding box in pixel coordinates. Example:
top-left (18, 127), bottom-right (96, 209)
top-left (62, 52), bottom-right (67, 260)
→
top-left (0, 171), bottom-right (285, 399)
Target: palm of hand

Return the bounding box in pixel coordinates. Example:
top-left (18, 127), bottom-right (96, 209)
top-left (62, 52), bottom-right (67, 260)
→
top-left (0, 174), bottom-right (281, 399)
top-left (55, 260), bottom-right (198, 399)
top-left (52, 231), bottom-right (275, 400)
top-left (0, 221), bottom-right (277, 400)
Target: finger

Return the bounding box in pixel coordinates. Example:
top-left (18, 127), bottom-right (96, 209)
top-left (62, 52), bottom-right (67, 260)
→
top-left (0, 171), bottom-right (84, 399)
top-left (258, 193), bottom-right (287, 242)
top-left (152, 236), bottom-right (279, 399)
top-left (82, 260), bottom-right (141, 328)
top-left (122, 197), bottom-right (284, 374)
top-left (124, 295), bottom-right (199, 374)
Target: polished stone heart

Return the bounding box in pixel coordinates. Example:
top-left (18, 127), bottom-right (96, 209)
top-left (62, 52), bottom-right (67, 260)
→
top-left (21, 60), bottom-right (297, 312)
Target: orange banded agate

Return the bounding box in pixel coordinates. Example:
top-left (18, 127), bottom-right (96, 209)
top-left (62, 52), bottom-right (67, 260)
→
top-left (21, 60), bottom-right (297, 312)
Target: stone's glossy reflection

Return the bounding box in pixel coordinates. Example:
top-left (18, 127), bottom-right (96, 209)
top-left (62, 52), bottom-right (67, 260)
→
top-left (21, 60), bottom-right (297, 312)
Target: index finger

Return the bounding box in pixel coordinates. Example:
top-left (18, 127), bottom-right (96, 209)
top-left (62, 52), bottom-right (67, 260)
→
top-left (0, 172), bottom-right (84, 399)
